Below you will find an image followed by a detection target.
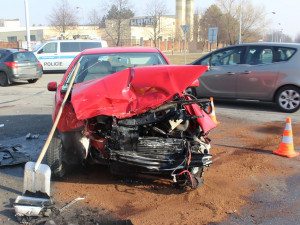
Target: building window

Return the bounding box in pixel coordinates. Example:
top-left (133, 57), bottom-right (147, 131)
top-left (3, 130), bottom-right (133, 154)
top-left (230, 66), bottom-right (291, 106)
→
top-left (25, 35), bottom-right (36, 41)
top-left (8, 36), bottom-right (17, 42)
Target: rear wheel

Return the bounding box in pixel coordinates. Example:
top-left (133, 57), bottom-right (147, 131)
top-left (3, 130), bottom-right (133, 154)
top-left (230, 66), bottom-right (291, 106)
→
top-left (275, 86), bottom-right (300, 113)
top-left (0, 72), bottom-right (9, 86)
top-left (28, 79), bottom-right (38, 83)
top-left (46, 129), bottom-right (66, 178)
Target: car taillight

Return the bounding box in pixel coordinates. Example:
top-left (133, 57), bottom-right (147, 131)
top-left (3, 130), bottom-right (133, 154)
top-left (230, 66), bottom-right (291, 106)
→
top-left (4, 62), bottom-right (18, 69)
top-left (38, 61), bottom-right (42, 67)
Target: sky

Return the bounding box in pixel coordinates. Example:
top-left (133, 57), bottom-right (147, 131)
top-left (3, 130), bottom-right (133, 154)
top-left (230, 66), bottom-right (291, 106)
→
top-left (1, 0), bottom-right (299, 39)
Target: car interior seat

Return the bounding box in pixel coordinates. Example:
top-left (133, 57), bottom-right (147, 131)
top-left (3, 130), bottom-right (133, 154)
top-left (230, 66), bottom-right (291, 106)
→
top-left (249, 51), bottom-right (262, 65)
top-left (273, 51), bottom-right (281, 62)
top-left (84, 61), bottom-right (112, 82)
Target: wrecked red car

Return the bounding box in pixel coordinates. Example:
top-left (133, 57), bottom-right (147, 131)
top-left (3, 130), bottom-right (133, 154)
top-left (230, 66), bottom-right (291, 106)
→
top-left (47, 47), bottom-right (216, 189)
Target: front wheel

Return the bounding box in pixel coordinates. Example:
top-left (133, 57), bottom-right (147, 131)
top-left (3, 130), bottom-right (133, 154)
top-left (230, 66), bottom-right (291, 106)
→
top-left (46, 129), bottom-right (67, 178)
top-left (275, 86), bottom-right (300, 113)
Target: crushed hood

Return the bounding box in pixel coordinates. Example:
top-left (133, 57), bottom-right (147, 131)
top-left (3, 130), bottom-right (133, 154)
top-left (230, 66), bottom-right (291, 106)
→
top-left (71, 65), bottom-right (207, 120)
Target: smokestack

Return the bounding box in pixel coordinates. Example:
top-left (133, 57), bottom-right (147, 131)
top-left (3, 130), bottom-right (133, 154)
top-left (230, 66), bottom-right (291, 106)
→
top-left (186, 0), bottom-right (194, 27)
top-left (176, 0), bottom-right (186, 26)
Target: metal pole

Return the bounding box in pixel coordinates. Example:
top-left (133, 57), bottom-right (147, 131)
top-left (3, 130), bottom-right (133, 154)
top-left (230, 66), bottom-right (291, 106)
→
top-left (24, 0), bottom-right (31, 50)
top-left (184, 33), bottom-right (187, 64)
top-left (238, 1), bottom-right (242, 44)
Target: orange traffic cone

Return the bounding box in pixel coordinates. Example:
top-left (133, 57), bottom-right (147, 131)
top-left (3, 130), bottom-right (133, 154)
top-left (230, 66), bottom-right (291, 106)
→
top-left (208, 97), bottom-right (220, 125)
top-left (273, 118), bottom-right (299, 158)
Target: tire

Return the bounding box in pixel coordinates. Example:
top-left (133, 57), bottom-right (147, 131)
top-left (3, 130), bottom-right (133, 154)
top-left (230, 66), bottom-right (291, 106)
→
top-left (28, 79), bottom-right (38, 83)
top-left (275, 86), bottom-right (300, 113)
top-left (0, 72), bottom-right (9, 86)
top-left (186, 87), bottom-right (197, 97)
top-left (46, 129), bottom-right (67, 178)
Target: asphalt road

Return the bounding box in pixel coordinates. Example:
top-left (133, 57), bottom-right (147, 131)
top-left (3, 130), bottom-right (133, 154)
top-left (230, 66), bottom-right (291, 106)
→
top-left (0, 73), bottom-right (299, 224)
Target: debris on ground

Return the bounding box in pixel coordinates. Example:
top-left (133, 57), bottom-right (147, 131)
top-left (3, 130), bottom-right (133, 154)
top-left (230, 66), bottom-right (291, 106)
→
top-left (59, 197), bottom-right (85, 213)
top-left (0, 124), bottom-right (4, 128)
top-left (26, 133), bottom-right (40, 140)
top-left (0, 144), bottom-right (30, 167)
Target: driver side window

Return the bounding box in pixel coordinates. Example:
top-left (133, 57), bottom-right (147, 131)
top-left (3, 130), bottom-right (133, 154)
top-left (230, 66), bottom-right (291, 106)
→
top-left (38, 43), bottom-right (57, 54)
top-left (211, 47), bottom-right (246, 66)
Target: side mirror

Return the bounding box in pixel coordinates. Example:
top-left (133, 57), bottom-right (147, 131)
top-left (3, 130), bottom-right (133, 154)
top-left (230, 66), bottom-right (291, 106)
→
top-left (189, 79), bottom-right (199, 87)
top-left (47, 81), bottom-right (57, 91)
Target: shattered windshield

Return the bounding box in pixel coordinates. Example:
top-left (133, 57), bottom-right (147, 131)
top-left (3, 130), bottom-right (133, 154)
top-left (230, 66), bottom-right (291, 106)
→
top-left (61, 52), bottom-right (167, 91)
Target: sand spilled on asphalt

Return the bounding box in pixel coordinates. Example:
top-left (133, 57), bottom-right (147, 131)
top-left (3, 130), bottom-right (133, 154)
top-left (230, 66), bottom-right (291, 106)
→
top-left (51, 116), bottom-right (300, 225)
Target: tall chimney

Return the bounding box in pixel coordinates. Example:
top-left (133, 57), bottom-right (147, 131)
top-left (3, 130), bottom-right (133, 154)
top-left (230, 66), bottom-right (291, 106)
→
top-left (186, 0), bottom-right (194, 40)
top-left (176, 0), bottom-right (186, 39)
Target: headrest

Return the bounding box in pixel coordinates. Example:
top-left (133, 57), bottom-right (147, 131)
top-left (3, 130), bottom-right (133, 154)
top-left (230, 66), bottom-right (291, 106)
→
top-left (88, 61), bottom-right (112, 74)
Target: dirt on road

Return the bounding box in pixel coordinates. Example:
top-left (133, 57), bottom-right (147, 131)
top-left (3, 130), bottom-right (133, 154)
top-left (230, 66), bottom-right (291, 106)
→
top-left (50, 115), bottom-right (300, 225)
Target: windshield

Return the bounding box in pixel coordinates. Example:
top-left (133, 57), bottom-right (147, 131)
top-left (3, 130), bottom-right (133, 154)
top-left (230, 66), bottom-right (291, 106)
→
top-left (61, 52), bottom-right (168, 91)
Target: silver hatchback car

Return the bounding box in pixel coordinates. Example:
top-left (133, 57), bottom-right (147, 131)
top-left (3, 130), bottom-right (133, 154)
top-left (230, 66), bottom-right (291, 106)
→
top-left (191, 43), bottom-right (300, 113)
top-left (0, 49), bottom-right (43, 86)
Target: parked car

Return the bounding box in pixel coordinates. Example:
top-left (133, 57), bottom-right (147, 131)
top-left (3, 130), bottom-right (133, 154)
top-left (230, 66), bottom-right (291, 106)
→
top-left (0, 49), bottom-right (43, 86)
top-left (33, 40), bottom-right (108, 71)
top-left (46, 47), bottom-right (215, 189)
top-left (190, 43), bottom-right (300, 113)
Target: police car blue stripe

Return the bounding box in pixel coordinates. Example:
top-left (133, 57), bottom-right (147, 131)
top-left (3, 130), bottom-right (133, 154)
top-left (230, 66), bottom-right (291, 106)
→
top-left (38, 56), bottom-right (59, 59)
top-left (60, 55), bottom-right (77, 59)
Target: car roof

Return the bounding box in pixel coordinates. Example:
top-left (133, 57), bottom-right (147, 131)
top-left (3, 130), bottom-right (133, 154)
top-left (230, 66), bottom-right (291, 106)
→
top-left (192, 42), bottom-right (300, 63)
top-left (0, 49), bottom-right (19, 53)
top-left (222, 42), bottom-right (300, 49)
top-left (81, 47), bottom-right (161, 55)
top-left (44, 40), bottom-right (105, 43)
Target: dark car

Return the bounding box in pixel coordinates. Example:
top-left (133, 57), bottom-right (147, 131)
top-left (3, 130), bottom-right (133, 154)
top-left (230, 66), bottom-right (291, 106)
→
top-left (191, 43), bottom-right (300, 113)
top-left (0, 49), bottom-right (43, 86)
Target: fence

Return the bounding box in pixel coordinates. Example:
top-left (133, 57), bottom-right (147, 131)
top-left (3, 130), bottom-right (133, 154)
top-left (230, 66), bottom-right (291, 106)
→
top-left (106, 39), bottom-right (189, 53)
top-left (0, 42), bottom-right (19, 49)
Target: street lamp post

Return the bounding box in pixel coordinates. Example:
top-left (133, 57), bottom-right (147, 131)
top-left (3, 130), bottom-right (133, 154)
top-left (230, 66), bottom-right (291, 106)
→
top-left (238, 1), bottom-right (242, 44)
top-left (76, 7), bottom-right (84, 25)
top-left (24, 0), bottom-right (31, 50)
top-left (262, 12), bottom-right (276, 42)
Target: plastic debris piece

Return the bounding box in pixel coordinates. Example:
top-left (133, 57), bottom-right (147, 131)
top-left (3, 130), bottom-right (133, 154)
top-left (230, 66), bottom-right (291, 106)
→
top-left (26, 133), bottom-right (40, 140)
top-left (0, 145), bottom-right (30, 167)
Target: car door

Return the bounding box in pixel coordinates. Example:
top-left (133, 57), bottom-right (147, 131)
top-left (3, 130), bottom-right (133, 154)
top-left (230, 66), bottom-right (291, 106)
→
top-left (194, 46), bottom-right (247, 98)
top-left (35, 42), bottom-right (58, 71)
top-left (236, 46), bottom-right (279, 100)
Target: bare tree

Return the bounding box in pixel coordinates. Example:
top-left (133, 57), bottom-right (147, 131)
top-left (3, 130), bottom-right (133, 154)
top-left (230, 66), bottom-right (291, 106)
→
top-left (144, 0), bottom-right (169, 47)
top-left (216, 0), bottom-right (266, 44)
top-left (48, 0), bottom-right (79, 35)
top-left (199, 5), bottom-right (227, 47)
top-left (103, 0), bottom-right (134, 46)
top-left (88, 9), bottom-right (102, 26)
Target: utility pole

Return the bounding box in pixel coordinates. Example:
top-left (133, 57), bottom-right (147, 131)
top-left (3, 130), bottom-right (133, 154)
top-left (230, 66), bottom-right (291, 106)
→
top-left (24, 0), bottom-right (31, 50)
top-left (238, 1), bottom-right (242, 44)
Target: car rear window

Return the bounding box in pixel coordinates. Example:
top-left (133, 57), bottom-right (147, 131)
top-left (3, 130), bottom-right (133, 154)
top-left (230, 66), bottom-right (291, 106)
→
top-left (13, 52), bottom-right (38, 62)
top-left (273, 47), bottom-right (296, 62)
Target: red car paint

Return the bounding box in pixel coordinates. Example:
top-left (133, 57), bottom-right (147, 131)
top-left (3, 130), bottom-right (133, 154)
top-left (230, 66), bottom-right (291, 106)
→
top-left (52, 47), bottom-right (207, 132)
top-left (71, 65), bottom-right (207, 120)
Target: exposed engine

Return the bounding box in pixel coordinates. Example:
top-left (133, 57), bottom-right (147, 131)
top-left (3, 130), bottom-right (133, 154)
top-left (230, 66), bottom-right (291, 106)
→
top-left (85, 96), bottom-right (214, 189)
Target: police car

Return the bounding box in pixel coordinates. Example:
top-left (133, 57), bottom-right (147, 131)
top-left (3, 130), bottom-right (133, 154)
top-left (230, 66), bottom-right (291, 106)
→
top-left (33, 40), bottom-right (108, 71)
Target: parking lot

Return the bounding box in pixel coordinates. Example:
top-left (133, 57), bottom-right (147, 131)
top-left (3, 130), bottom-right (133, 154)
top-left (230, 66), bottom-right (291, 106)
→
top-left (0, 73), bottom-right (299, 224)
